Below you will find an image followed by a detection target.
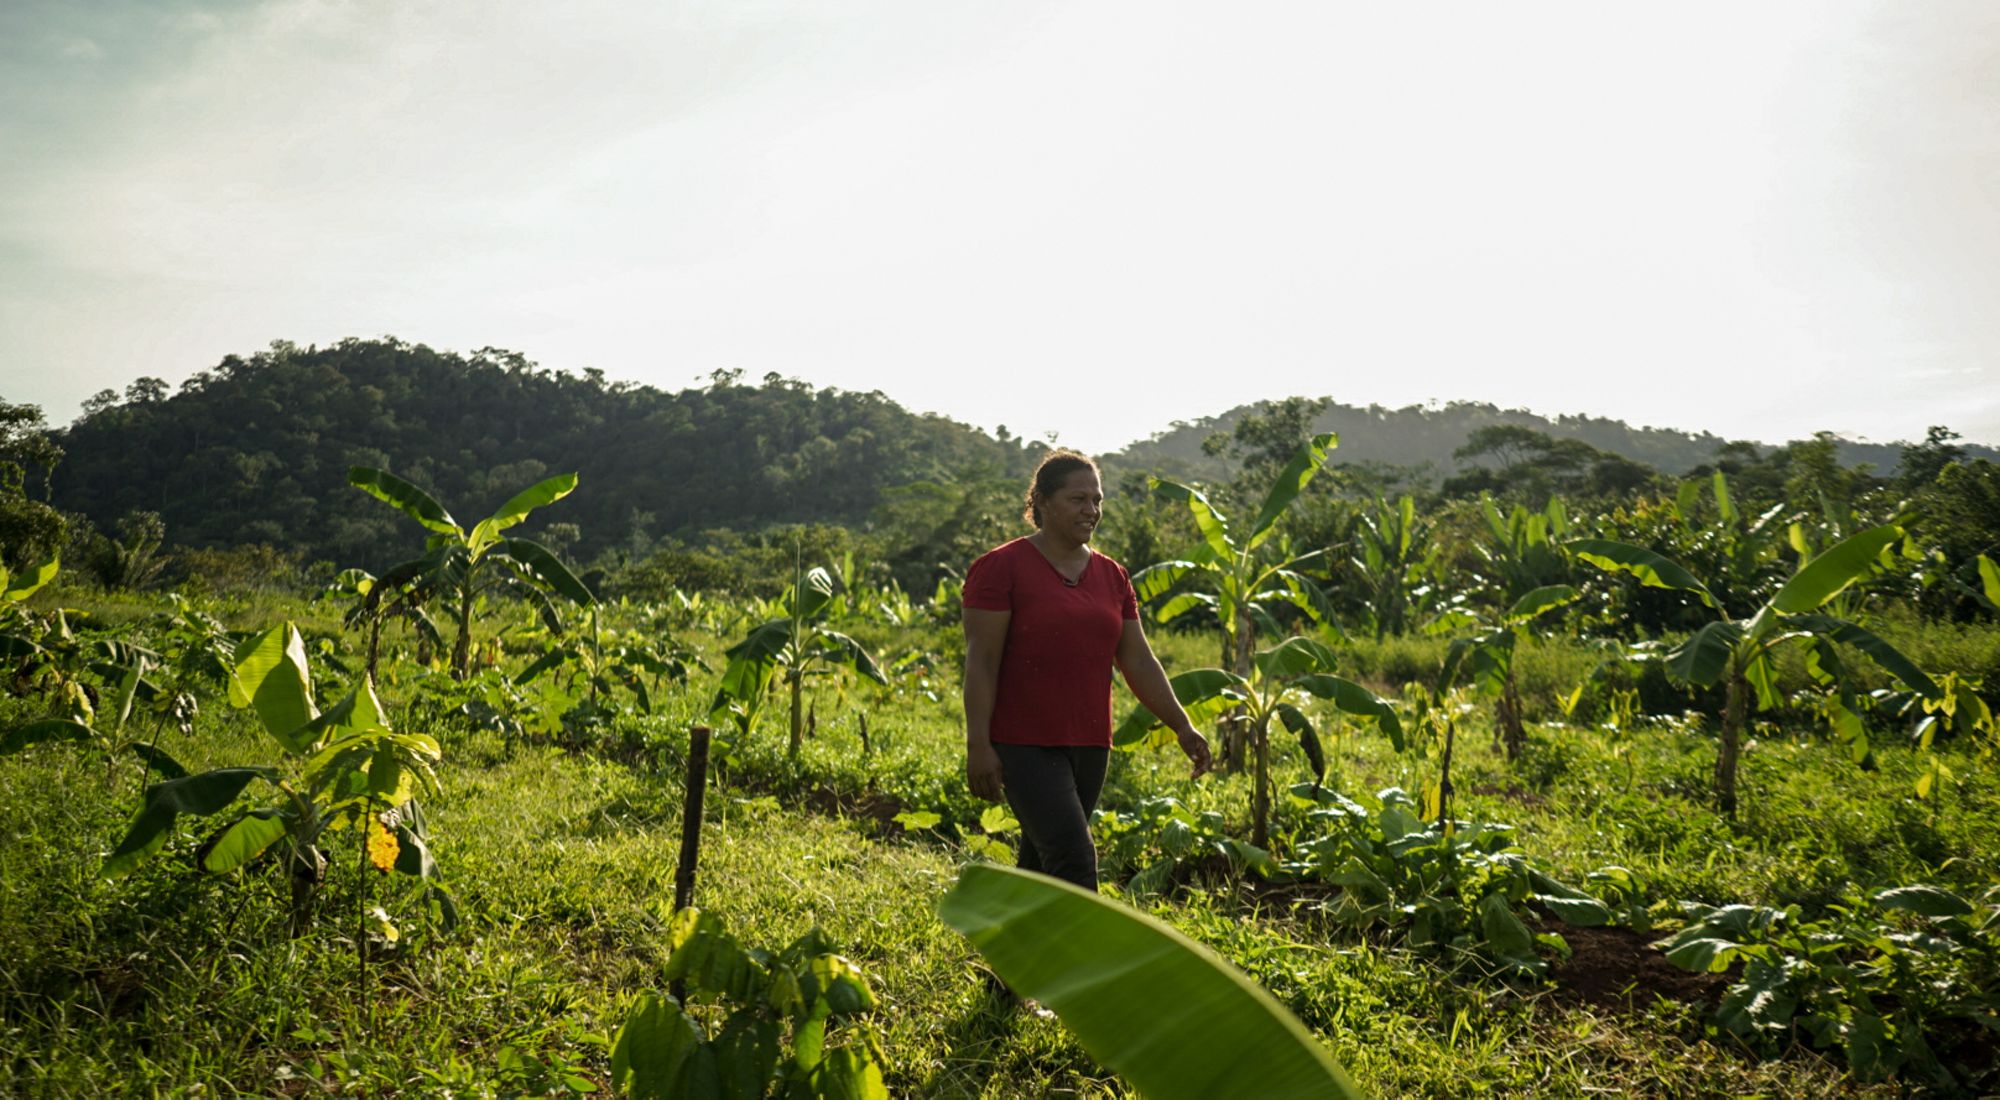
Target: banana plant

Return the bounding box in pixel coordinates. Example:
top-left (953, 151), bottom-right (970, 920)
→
top-left (709, 556), bottom-right (887, 758)
top-left (938, 863), bottom-right (1364, 1100)
top-left (324, 566), bottom-right (445, 678)
top-left (1132, 433), bottom-right (1341, 681)
top-left (1115, 635), bottom-right (1402, 848)
top-left (1571, 524), bottom-right (1942, 818)
top-left (103, 623), bottom-right (450, 937)
top-left (348, 467), bottom-right (593, 680)
top-left (1345, 493), bottom-right (1446, 641)
top-left (1429, 583), bottom-right (1580, 760)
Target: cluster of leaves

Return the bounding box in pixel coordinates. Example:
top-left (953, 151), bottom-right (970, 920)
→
top-left (1661, 884), bottom-right (2000, 1087)
top-left (1284, 787), bottom-right (1617, 978)
top-left (1094, 795), bottom-right (1277, 898)
top-left (611, 908), bottom-right (885, 1099)
top-left (103, 623), bottom-right (452, 937)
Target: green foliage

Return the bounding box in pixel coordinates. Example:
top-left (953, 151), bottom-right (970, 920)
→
top-left (709, 557), bottom-right (887, 757)
top-left (1661, 885), bottom-right (2000, 1087)
top-left (939, 863), bottom-right (1364, 1100)
top-left (1285, 787), bottom-right (1610, 978)
top-left (611, 908), bottom-right (886, 1099)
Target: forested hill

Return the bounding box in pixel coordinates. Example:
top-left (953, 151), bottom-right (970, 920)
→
top-left (1105, 399), bottom-right (1996, 484)
top-left (50, 339), bottom-right (1036, 568)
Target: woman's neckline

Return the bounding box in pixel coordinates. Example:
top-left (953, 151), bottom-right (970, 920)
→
top-left (1022, 534), bottom-right (1093, 586)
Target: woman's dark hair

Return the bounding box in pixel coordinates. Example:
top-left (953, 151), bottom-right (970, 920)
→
top-left (1023, 449), bottom-right (1099, 526)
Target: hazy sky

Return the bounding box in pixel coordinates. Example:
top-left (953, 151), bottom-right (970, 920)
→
top-left (4, 0), bottom-right (1998, 454)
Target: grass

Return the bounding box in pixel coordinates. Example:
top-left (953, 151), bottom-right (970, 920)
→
top-left (2, 586), bottom-right (1997, 1095)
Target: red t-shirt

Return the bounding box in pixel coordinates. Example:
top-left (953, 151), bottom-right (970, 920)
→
top-left (962, 537), bottom-right (1140, 748)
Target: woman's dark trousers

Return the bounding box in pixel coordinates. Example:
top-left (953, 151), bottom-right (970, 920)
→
top-left (992, 744), bottom-right (1109, 892)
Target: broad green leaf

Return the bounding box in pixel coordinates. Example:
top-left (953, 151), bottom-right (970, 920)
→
top-left (1872, 884), bottom-right (1972, 918)
top-left (393, 823), bottom-right (438, 878)
top-left (1150, 478), bottom-right (1236, 563)
top-left (1769, 525), bottom-right (1900, 613)
top-left (938, 864), bottom-right (1363, 1100)
top-left (127, 742), bottom-right (187, 779)
top-left (229, 625), bottom-right (318, 754)
top-left (1568, 539), bottom-right (1714, 607)
top-left (0, 718), bottom-right (96, 755)
top-left (105, 767), bottom-right (278, 877)
top-left (611, 993), bottom-right (717, 1100)
top-left (1292, 674), bottom-right (1404, 752)
top-left (817, 630), bottom-right (889, 685)
top-left (1504, 584), bottom-right (1578, 625)
top-left (473, 472), bottom-right (579, 548)
top-left (711, 1010), bottom-right (780, 1100)
top-left (348, 466), bottom-right (459, 536)
top-left (1273, 703), bottom-right (1324, 785)
top-left (493, 538), bottom-right (594, 605)
top-left (1246, 432), bottom-right (1338, 550)
top-left (1712, 471), bottom-right (1737, 525)
top-left (290, 676), bottom-right (392, 749)
top-left (1113, 668), bottom-right (1243, 746)
top-left (1714, 959), bottom-right (1797, 1037)
top-left (3, 554), bottom-right (58, 601)
top-left (979, 805), bottom-right (1019, 835)
top-left (809, 1045), bottom-right (888, 1100)
top-left (1479, 893), bottom-right (1544, 975)
top-left (892, 811), bottom-right (941, 832)
top-left (1154, 591), bottom-right (1217, 624)
top-left (1789, 615), bottom-right (1943, 699)
top-left (1131, 560), bottom-right (1202, 604)
top-left (1528, 870), bottom-right (1611, 927)
top-left (1978, 554), bottom-right (2000, 607)
top-left (1254, 636), bottom-right (1339, 680)
top-left (1664, 621), bottom-right (1740, 687)
top-left (199, 809), bottom-right (288, 873)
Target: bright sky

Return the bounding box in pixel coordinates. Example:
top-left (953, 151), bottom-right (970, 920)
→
top-left (4, 0), bottom-right (1998, 454)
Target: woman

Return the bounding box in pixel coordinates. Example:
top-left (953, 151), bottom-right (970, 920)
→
top-left (962, 449), bottom-right (1212, 892)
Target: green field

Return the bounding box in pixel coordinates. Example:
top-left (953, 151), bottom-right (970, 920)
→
top-left (3, 579), bottom-right (1996, 1098)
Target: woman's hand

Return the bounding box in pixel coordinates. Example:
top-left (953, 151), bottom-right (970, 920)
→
top-left (968, 740), bottom-right (1005, 802)
top-left (1176, 728), bottom-right (1212, 780)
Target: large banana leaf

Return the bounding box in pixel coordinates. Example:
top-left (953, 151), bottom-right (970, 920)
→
top-left (1150, 478), bottom-right (1236, 562)
top-left (1788, 615), bottom-right (1942, 698)
top-left (229, 624), bottom-right (318, 754)
top-left (104, 767), bottom-right (280, 878)
top-left (1246, 432), bottom-right (1338, 551)
top-left (1979, 554), bottom-right (2000, 608)
top-left (0, 718), bottom-right (96, 755)
top-left (1568, 539), bottom-right (1715, 607)
top-left (816, 629), bottom-right (889, 685)
top-left (349, 466), bottom-right (459, 536)
top-left (1504, 584), bottom-right (1578, 625)
top-left (1112, 668), bottom-right (1242, 747)
top-left (1664, 620), bottom-right (1740, 686)
top-left (938, 864), bottom-right (1363, 1100)
top-left (494, 538), bottom-right (595, 605)
top-left (469, 472), bottom-right (579, 551)
top-left (3, 554), bottom-right (58, 601)
top-left (1132, 560), bottom-right (1204, 605)
top-left (1768, 524), bottom-right (1899, 613)
top-left (1255, 636), bottom-right (1339, 680)
top-left (1293, 674), bottom-right (1404, 751)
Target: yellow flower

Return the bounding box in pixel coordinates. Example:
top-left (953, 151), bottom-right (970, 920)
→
top-left (366, 817), bottom-right (400, 874)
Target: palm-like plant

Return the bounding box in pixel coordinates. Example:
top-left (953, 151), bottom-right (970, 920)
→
top-left (1115, 636), bottom-right (1401, 848)
top-left (1346, 494), bottom-right (1444, 641)
top-left (1133, 433), bottom-right (1340, 680)
top-left (709, 556), bottom-right (888, 757)
top-left (348, 467), bottom-right (593, 680)
top-left (1572, 524), bottom-right (1942, 818)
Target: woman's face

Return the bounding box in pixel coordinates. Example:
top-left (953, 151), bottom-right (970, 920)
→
top-left (1039, 468), bottom-right (1103, 543)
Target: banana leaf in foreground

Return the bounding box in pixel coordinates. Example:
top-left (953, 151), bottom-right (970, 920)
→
top-left (938, 864), bottom-right (1364, 1100)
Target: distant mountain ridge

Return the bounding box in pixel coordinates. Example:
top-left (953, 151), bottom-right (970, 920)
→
top-left (1102, 399), bottom-right (1996, 484)
top-left (35, 342), bottom-right (1995, 568)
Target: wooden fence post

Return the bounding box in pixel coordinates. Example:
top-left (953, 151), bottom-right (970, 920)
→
top-left (674, 725), bottom-right (711, 914)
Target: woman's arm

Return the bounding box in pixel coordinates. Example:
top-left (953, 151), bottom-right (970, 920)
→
top-left (1115, 618), bottom-right (1212, 779)
top-left (962, 607), bottom-right (1010, 801)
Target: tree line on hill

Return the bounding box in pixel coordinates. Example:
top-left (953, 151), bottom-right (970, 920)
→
top-left (1, 338), bottom-right (1995, 615)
